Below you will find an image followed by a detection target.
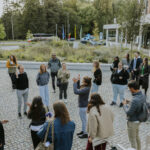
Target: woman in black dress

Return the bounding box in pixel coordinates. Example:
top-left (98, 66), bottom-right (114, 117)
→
top-left (139, 57), bottom-right (150, 95)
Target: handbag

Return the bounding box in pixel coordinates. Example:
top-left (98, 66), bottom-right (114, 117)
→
top-left (35, 119), bottom-right (54, 150)
top-left (57, 78), bottom-right (61, 87)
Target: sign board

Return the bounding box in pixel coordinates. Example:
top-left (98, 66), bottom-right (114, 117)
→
top-left (99, 32), bottom-right (103, 40)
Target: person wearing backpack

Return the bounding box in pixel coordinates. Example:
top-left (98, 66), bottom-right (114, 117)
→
top-left (123, 80), bottom-right (146, 150)
top-left (91, 61), bottom-right (102, 93)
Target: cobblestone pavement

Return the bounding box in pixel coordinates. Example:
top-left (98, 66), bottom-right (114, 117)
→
top-left (0, 68), bottom-right (150, 150)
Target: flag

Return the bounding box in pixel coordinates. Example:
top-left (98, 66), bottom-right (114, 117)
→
top-left (80, 25), bottom-right (82, 40)
top-left (62, 25), bottom-right (65, 40)
top-left (74, 25), bottom-right (76, 40)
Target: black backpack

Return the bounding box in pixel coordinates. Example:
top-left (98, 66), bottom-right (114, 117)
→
top-left (138, 100), bottom-right (150, 122)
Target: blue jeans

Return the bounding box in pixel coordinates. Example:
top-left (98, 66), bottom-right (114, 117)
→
top-left (91, 83), bottom-right (99, 93)
top-left (39, 84), bottom-right (49, 106)
top-left (112, 84), bottom-right (126, 103)
top-left (79, 107), bottom-right (87, 134)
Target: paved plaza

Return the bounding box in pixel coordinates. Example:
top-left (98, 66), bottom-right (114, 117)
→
top-left (0, 68), bottom-right (150, 150)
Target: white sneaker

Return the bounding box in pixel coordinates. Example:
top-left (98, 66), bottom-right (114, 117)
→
top-left (64, 99), bottom-right (68, 104)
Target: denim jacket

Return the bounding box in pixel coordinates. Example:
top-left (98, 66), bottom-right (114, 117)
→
top-left (37, 118), bottom-right (75, 150)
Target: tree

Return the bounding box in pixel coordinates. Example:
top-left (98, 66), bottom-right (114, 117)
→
top-left (0, 24), bottom-right (6, 40)
top-left (93, 0), bottom-right (114, 32)
top-left (26, 30), bottom-right (33, 40)
top-left (23, 0), bottom-right (47, 34)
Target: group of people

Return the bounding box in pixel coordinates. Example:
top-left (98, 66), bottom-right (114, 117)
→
top-left (0, 52), bottom-right (149, 150)
top-left (110, 52), bottom-right (150, 107)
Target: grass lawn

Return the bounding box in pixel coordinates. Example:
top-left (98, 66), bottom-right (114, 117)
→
top-left (0, 40), bottom-right (147, 63)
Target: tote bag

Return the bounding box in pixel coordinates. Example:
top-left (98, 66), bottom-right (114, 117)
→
top-left (36, 120), bottom-right (54, 150)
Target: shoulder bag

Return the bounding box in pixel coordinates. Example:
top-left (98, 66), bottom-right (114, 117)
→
top-left (36, 119), bottom-right (54, 150)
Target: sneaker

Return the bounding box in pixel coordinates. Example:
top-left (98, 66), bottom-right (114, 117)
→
top-left (24, 112), bottom-right (27, 116)
top-left (64, 99), bottom-right (68, 104)
top-left (18, 113), bottom-right (22, 118)
top-left (110, 102), bottom-right (116, 106)
top-left (119, 103), bottom-right (123, 107)
top-left (78, 134), bottom-right (88, 139)
top-left (77, 131), bottom-right (84, 136)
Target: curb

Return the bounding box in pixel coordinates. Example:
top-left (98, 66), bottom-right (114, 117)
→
top-left (0, 61), bottom-right (111, 71)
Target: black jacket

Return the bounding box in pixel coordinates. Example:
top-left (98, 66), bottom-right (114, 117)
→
top-left (129, 58), bottom-right (143, 71)
top-left (0, 122), bottom-right (5, 145)
top-left (93, 68), bottom-right (102, 85)
top-left (139, 64), bottom-right (150, 89)
top-left (111, 69), bottom-right (129, 85)
top-left (15, 72), bottom-right (29, 90)
top-left (110, 60), bottom-right (119, 72)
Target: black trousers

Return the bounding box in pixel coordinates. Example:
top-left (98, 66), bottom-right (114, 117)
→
top-left (59, 83), bottom-right (68, 99)
top-left (51, 72), bottom-right (58, 91)
top-left (9, 73), bottom-right (16, 89)
top-left (0, 145), bottom-right (4, 150)
top-left (31, 130), bottom-right (41, 149)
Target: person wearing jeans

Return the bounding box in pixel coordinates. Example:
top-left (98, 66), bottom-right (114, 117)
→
top-left (73, 75), bottom-right (91, 139)
top-left (48, 53), bottom-right (61, 93)
top-left (123, 80), bottom-right (145, 150)
top-left (112, 84), bottom-right (126, 104)
top-left (15, 65), bottom-right (29, 118)
top-left (36, 64), bottom-right (50, 110)
top-left (79, 107), bottom-right (87, 134)
top-left (57, 63), bottom-right (70, 103)
top-left (110, 62), bottom-right (129, 107)
top-left (91, 61), bottom-right (102, 93)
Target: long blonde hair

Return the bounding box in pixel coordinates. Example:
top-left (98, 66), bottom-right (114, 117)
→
top-left (40, 64), bottom-right (47, 74)
top-left (93, 61), bottom-right (100, 72)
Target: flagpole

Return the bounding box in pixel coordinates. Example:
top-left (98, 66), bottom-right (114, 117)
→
top-left (74, 24), bottom-right (76, 40)
top-left (56, 24), bottom-right (58, 40)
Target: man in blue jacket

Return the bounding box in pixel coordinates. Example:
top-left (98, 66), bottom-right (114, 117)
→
top-left (123, 80), bottom-right (145, 150)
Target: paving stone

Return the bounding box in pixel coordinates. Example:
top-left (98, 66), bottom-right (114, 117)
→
top-left (0, 68), bottom-right (150, 150)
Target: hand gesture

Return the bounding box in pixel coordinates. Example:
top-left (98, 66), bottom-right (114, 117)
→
top-left (16, 72), bottom-right (18, 78)
top-left (1, 120), bottom-right (9, 124)
top-left (72, 78), bottom-right (78, 83)
top-left (26, 102), bottom-right (31, 107)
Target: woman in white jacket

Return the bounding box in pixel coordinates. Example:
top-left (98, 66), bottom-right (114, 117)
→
top-left (86, 93), bottom-right (114, 150)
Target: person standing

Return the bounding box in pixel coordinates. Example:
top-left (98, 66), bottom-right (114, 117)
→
top-left (91, 61), bottom-right (102, 93)
top-left (6, 55), bottom-right (18, 89)
top-left (73, 75), bottom-right (92, 139)
top-left (86, 93), bottom-right (114, 150)
top-left (0, 120), bottom-right (8, 150)
top-left (122, 53), bottom-right (131, 72)
top-left (57, 63), bottom-right (70, 103)
top-left (27, 96), bottom-right (46, 149)
top-left (37, 101), bottom-right (75, 150)
top-left (110, 56), bottom-right (120, 72)
top-left (129, 52), bottom-right (143, 81)
top-left (139, 58), bottom-right (150, 95)
top-left (110, 62), bottom-right (129, 107)
top-left (36, 64), bottom-right (50, 110)
top-left (123, 80), bottom-right (145, 150)
top-left (48, 53), bottom-right (61, 93)
top-left (15, 65), bottom-right (29, 118)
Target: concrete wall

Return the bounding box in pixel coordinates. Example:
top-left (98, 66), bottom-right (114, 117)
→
top-left (0, 61), bottom-right (111, 71)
